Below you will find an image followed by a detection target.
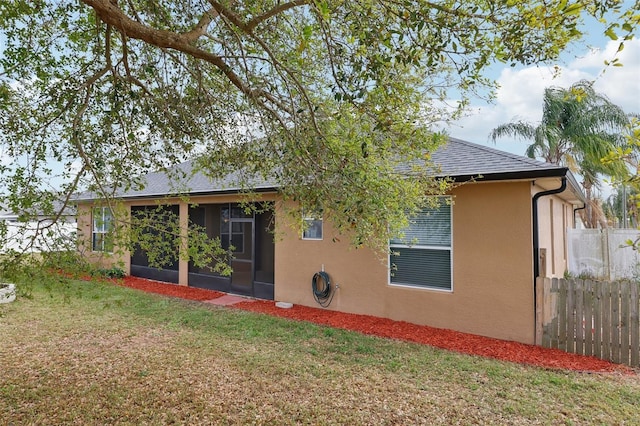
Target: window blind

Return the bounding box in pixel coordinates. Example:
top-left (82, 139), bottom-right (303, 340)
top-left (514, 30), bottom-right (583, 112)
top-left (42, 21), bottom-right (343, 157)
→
top-left (390, 247), bottom-right (451, 289)
top-left (390, 203), bottom-right (451, 247)
top-left (389, 198), bottom-right (452, 290)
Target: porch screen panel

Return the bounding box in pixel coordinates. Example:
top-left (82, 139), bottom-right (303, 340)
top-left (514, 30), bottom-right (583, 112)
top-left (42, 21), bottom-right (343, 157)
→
top-left (188, 204), bottom-right (222, 276)
top-left (390, 198), bottom-right (452, 290)
top-left (255, 208), bottom-right (275, 284)
top-left (131, 205), bottom-right (179, 271)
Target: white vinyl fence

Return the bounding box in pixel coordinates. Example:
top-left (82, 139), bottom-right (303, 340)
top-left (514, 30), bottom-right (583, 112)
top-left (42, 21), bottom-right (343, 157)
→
top-left (1, 220), bottom-right (77, 253)
top-left (567, 228), bottom-right (640, 280)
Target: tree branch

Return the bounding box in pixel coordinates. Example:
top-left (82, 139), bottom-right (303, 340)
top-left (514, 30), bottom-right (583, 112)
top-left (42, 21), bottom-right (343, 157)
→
top-left (182, 7), bottom-right (220, 42)
top-left (245, 0), bottom-right (312, 32)
top-left (81, 0), bottom-right (291, 114)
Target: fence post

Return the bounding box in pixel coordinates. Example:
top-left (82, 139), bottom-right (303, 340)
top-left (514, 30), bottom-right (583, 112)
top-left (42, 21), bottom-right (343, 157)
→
top-left (602, 281), bottom-right (611, 362)
top-left (535, 277), bottom-right (544, 346)
top-left (558, 278), bottom-right (568, 352)
top-left (567, 278), bottom-right (576, 354)
top-left (550, 278), bottom-right (560, 349)
top-left (620, 281), bottom-right (631, 366)
top-left (575, 279), bottom-right (585, 356)
top-left (584, 279), bottom-right (594, 357)
top-left (630, 282), bottom-right (639, 368)
top-left (611, 281), bottom-right (621, 364)
top-left (594, 280), bottom-right (602, 359)
top-left (602, 228), bottom-right (611, 280)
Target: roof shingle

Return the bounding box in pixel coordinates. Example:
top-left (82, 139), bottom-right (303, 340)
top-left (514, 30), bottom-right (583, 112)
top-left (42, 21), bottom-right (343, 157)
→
top-left (77, 137), bottom-right (575, 200)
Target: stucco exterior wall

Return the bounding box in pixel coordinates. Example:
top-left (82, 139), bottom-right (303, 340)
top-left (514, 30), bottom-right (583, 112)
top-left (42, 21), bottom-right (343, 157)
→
top-left (77, 180), bottom-right (579, 345)
top-left (534, 190), bottom-right (574, 278)
top-left (275, 181), bottom-right (537, 343)
top-left (77, 203), bottom-right (130, 270)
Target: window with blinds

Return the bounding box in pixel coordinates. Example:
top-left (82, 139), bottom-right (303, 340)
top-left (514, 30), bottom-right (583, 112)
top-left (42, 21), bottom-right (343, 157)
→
top-left (389, 197), bottom-right (452, 290)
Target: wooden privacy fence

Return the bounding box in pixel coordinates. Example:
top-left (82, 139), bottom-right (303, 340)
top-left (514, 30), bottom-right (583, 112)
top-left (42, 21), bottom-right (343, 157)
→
top-left (535, 277), bottom-right (640, 368)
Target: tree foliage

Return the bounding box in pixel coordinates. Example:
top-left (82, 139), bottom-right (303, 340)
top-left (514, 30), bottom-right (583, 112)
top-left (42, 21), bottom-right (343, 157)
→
top-left (602, 117), bottom-right (640, 237)
top-left (128, 204), bottom-right (232, 275)
top-left (604, 184), bottom-right (639, 228)
top-left (0, 0), bottom-right (639, 266)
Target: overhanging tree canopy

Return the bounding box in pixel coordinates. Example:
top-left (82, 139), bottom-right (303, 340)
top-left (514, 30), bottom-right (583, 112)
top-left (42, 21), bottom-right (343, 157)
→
top-left (0, 0), bottom-right (638, 255)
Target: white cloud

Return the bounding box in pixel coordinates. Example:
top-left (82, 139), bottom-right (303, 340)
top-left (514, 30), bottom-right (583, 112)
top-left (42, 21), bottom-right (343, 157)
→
top-left (445, 38), bottom-right (640, 153)
top-left (572, 39), bottom-right (640, 114)
top-left (494, 66), bottom-right (593, 121)
top-left (441, 39), bottom-right (640, 199)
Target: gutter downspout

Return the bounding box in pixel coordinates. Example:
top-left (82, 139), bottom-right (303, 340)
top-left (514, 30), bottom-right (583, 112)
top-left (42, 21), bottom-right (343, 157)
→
top-left (573, 204), bottom-right (586, 228)
top-left (532, 176), bottom-right (567, 280)
top-left (532, 176), bottom-right (567, 344)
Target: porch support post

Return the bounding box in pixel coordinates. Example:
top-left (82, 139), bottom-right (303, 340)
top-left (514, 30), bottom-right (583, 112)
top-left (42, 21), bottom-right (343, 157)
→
top-left (178, 201), bottom-right (189, 286)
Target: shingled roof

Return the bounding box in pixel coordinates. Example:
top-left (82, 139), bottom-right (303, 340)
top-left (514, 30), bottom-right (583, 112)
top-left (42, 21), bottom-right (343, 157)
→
top-left (76, 137), bottom-right (581, 201)
top-left (99, 161), bottom-right (276, 200)
top-left (431, 137), bottom-right (568, 181)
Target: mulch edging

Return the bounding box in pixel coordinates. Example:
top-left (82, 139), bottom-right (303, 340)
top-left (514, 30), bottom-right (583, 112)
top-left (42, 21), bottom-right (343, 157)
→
top-left (116, 275), bottom-right (634, 374)
top-left (118, 276), bottom-right (226, 300)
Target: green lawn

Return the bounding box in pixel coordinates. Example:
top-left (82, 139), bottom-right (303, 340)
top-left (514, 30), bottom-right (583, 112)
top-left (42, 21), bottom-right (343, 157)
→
top-left (1, 279), bottom-right (639, 425)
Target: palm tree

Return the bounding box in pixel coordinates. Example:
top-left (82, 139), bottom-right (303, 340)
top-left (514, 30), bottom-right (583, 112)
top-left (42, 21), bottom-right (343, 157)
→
top-left (490, 80), bottom-right (631, 228)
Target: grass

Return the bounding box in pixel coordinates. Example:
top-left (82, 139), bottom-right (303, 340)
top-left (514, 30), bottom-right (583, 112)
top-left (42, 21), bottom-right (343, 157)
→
top-left (1, 279), bottom-right (639, 425)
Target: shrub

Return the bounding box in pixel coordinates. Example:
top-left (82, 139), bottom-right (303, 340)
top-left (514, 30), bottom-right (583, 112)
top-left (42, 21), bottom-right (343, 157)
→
top-left (93, 267), bottom-right (126, 279)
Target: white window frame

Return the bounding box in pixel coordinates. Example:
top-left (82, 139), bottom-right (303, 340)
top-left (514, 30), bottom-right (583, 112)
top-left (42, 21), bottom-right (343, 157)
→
top-left (92, 206), bottom-right (113, 253)
top-left (389, 196), bottom-right (453, 292)
top-left (302, 211), bottom-right (323, 240)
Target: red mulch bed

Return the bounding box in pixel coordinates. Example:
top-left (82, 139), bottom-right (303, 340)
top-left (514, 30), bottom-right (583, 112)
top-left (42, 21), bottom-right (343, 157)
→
top-left (115, 275), bottom-right (633, 374)
top-left (116, 276), bottom-right (226, 301)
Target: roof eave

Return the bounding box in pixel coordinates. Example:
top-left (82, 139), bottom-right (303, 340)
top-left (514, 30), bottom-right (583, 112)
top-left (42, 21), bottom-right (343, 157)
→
top-left (75, 185), bottom-right (279, 203)
top-left (444, 167), bottom-right (586, 204)
top-left (443, 168), bottom-right (568, 183)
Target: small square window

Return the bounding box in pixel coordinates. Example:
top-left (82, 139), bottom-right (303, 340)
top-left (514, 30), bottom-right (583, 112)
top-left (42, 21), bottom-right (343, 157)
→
top-left (302, 212), bottom-right (323, 240)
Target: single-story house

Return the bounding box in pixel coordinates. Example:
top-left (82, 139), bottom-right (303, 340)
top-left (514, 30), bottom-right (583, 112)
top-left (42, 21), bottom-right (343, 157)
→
top-left (75, 137), bottom-right (585, 344)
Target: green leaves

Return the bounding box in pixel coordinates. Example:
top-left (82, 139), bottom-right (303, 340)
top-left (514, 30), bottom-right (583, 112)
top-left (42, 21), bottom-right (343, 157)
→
top-left (605, 26), bottom-right (619, 40)
top-left (0, 0), bottom-right (638, 265)
top-left (129, 205), bottom-right (232, 275)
